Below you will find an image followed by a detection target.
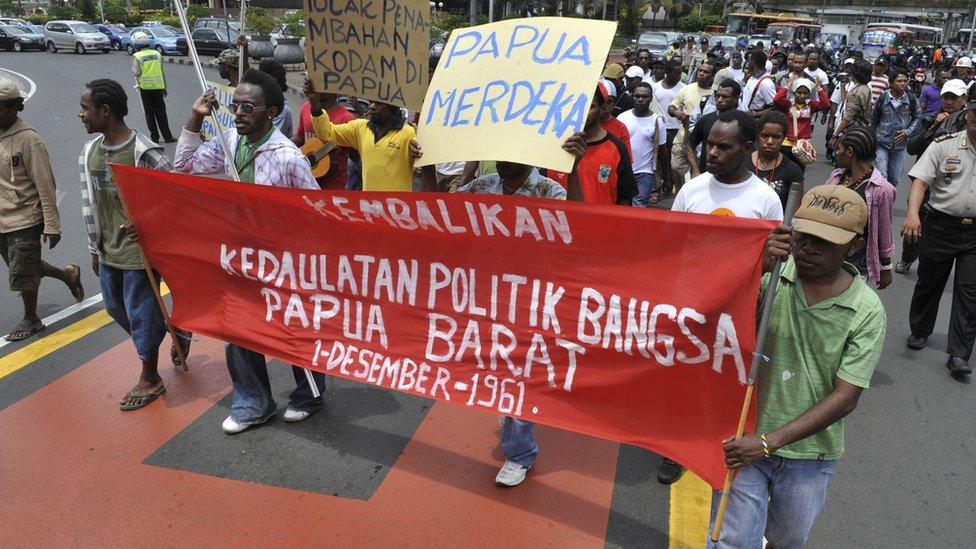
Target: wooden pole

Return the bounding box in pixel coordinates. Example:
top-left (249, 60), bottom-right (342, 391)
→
top-left (710, 183), bottom-right (801, 542)
top-left (238, 0), bottom-right (246, 83)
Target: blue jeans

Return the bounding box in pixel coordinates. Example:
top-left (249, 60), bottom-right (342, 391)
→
top-left (225, 343), bottom-right (326, 424)
top-left (99, 264), bottom-right (167, 361)
top-left (632, 172), bottom-right (656, 207)
top-left (501, 417), bottom-right (538, 467)
top-left (874, 146), bottom-right (906, 186)
top-left (346, 157), bottom-right (363, 191)
top-left (706, 456), bottom-right (836, 549)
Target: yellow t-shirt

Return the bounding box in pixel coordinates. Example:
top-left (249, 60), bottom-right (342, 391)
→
top-left (670, 83), bottom-right (713, 143)
top-left (311, 114), bottom-right (416, 192)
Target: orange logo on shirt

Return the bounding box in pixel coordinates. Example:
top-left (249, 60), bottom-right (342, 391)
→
top-left (710, 208), bottom-right (737, 217)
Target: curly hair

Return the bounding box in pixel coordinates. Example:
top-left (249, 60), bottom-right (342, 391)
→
top-left (239, 68), bottom-right (284, 114)
top-left (85, 79), bottom-right (128, 120)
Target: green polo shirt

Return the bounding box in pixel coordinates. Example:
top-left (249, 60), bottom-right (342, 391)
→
top-left (757, 257), bottom-right (886, 460)
top-left (234, 128), bottom-right (274, 183)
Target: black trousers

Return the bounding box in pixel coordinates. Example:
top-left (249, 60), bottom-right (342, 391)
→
top-left (900, 194), bottom-right (931, 264)
top-left (139, 89), bottom-right (173, 142)
top-left (908, 209), bottom-right (976, 360)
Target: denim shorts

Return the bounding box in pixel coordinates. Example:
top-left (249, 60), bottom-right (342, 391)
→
top-left (98, 263), bottom-right (167, 361)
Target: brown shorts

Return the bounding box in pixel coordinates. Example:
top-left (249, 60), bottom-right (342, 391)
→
top-left (0, 224), bottom-right (43, 293)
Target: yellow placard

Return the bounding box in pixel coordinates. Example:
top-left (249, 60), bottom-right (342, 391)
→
top-left (416, 17), bottom-right (616, 173)
top-left (303, 0), bottom-right (430, 111)
top-left (202, 81), bottom-right (235, 140)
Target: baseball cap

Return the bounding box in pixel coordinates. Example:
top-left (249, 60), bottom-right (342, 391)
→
top-left (793, 185), bottom-right (868, 245)
top-left (941, 78), bottom-right (968, 97)
top-left (599, 78), bottom-right (617, 98)
top-left (595, 81), bottom-right (610, 104)
top-left (625, 65), bottom-right (644, 78)
top-left (874, 55), bottom-right (889, 65)
top-left (217, 48), bottom-right (240, 68)
top-left (0, 79), bottom-right (26, 101)
top-left (602, 63), bottom-right (625, 80)
top-left (843, 57), bottom-right (855, 65)
top-left (957, 56), bottom-right (973, 68)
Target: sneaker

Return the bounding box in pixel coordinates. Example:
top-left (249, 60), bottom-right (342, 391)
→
top-left (495, 460), bottom-right (531, 487)
top-left (895, 261), bottom-right (912, 274)
top-left (283, 407), bottom-right (313, 423)
top-left (221, 415), bottom-right (259, 434)
top-left (657, 458), bottom-right (684, 485)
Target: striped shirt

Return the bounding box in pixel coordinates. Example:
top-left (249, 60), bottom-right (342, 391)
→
top-left (869, 74), bottom-right (889, 105)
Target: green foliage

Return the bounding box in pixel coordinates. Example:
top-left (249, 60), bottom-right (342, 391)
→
top-left (27, 14), bottom-right (52, 24)
top-left (48, 4), bottom-right (80, 20)
top-left (676, 14), bottom-right (702, 32)
top-left (702, 14), bottom-right (722, 26)
top-left (245, 6), bottom-right (276, 35)
top-left (102, 0), bottom-right (128, 23)
top-left (186, 4), bottom-right (208, 24)
top-left (282, 9), bottom-right (304, 38)
top-left (0, 0), bottom-right (25, 16)
top-left (430, 13), bottom-right (467, 39)
top-left (76, 0), bottom-right (98, 21)
top-left (617, 0), bottom-right (649, 37)
top-left (159, 15), bottom-right (181, 28)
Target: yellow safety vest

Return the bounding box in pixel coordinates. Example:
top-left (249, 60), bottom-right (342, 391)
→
top-left (134, 49), bottom-right (165, 90)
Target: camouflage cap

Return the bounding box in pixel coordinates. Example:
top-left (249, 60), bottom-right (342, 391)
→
top-left (217, 48), bottom-right (240, 68)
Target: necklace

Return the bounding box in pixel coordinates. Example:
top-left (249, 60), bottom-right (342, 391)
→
top-left (841, 170), bottom-right (871, 193)
top-left (754, 152), bottom-right (781, 172)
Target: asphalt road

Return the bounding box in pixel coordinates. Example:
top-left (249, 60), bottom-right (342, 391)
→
top-left (0, 50), bottom-right (974, 546)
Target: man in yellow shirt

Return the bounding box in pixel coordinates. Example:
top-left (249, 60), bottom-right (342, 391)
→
top-left (304, 79), bottom-right (422, 191)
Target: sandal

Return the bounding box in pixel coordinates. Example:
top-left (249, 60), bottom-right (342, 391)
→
top-left (5, 320), bottom-right (45, 342)
top-left (649, 193), bottom-right (660, 205)
top-left (120, 385), bottom-right (166, 411)
top-left (170, 331), bottom-right (192, 370)
top-left (66, 264), bottom-right (85, 303)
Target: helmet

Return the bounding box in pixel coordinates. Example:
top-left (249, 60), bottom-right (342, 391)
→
top-left (131, 31), bottom-right (150, 48)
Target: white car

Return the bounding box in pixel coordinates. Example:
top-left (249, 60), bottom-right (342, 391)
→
top-left (44, 20), bottom-right (111, 54)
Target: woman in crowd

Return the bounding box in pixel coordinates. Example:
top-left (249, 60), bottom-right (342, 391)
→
top-left (747, 112), bottom-right (804, 211)
top-left (826, 127), bottom-right (895, 289)
top-left (773, 77), bottom-right (830, 172)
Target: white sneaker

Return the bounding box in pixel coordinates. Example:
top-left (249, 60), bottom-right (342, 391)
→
top-left (221, 415), bottom-right (254, 434)
top-left (495, 460), bottom-right (531, 487)
top-left (282, 407), bottom-right (312, 423)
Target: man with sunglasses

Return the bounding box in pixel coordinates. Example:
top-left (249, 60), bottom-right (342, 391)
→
top-left (304, 78), bottom-right (422, 192)
top-left (175, 68), bottom-right (327, 434)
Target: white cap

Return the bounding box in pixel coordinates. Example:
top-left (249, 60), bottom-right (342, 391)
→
top-left (625, 65), bottom-right (644, 78)
top-left (956, 56), bottom-right (973, 68)
top-left (941, 78), bottom-right (969, 97)
top-left (765, 60), bottom-right (773, 71)
top-left (599, 78), bottom-right (617, 97)
top-left (843, 57), bottom-right (855, 65)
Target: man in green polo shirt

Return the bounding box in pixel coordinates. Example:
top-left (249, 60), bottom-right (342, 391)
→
top-left (707, 185), bottom-right (886, 549)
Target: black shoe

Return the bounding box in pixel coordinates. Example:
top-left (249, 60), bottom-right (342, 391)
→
top-left (657, 458), bottom-right (684, 485)
top-left (164, 137), bottom-right (177, 143)
top-left (906, 335), bottom-right (927, 350)
top-left (946, 356), bottom-right (972, 375)
top-left (894, 261), bottom-right (912, 274)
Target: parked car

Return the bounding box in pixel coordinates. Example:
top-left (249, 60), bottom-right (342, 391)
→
top-left (176, 27), bottom-right (239, 56)
top-left (636, 31), bottom-right (670, 58)
top-left (95, 24), bottom-right (123, 50)
top-left (0, 24), bottom-right (45, 51)
top-left (194, 17), bottom-right (240, 33)
top-left (44, 20), bottom-right (111, 54)
top-left (0, 17), bottom-right (29, 27)
top-left (121, 25), bottom-right (182, 55)
top-left (709, 34), bottom-right (740, 53)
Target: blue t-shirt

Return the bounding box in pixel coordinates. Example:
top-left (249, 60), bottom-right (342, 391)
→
top-left (920, 84), bottom-right (942, 116)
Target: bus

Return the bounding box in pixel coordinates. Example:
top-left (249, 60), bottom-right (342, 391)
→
top-left (765, 22), bottom-right (823, 44)
top-left (725, 12), bottom-right (817, 36)
top-left (860, 28), bottom-right (916, 62)
top-left (955, 28), bottom-right (974, 46)
top-left (865, 22), bottom-right (942, 45)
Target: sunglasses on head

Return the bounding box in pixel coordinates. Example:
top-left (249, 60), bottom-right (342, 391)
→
top-left (229, 102), bottom-right (265, 115)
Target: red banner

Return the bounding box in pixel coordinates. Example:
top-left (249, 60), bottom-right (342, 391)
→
top-left (114, 165), bottom-right (775, 489)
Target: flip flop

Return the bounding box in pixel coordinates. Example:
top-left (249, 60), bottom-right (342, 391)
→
top-left (170, 331), bottom-right (192, 371)
top-left (5, 320), bottom-right (45, 342)
top-left (649, 193), bottom-right (660, 205)
top-left (66, 264), bottom-right (85, 303)
top-left (120, 385), bottom-right (166, 411)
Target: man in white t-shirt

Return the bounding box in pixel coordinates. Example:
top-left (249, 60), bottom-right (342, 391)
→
top-left (804, 51), bottom-right (829, 92)
top-left (672, 108), bottom-right (783, 219)
top-left (653, 60), bottom-right (686, 195)
top-left (741, 51), bottom-right (777, 117)
top-left (618, 82), bottom-right (667, 206)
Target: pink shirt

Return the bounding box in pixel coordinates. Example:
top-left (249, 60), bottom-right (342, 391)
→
top-left (826, 167), bottom-right (896, 283)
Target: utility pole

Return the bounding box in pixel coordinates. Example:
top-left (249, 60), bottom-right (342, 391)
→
top-left (469, 0), bottom-right (478, 24)
top-left (969, 3), bottom-right (976, 50)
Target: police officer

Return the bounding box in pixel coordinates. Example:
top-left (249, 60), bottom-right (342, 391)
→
top-left (130, 32), bottom-right (174, 143)
top-left (903, 95), bottom-right (976, 377)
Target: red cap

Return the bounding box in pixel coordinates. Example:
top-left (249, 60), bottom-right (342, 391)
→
top-left (596, 82), bottom-right (610, 104)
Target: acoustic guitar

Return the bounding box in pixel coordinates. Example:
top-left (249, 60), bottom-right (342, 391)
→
top-left (301, 137), bottom-right (337, 179)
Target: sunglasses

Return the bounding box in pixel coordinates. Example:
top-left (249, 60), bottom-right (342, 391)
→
top-left (229, 102), bottom-right (265, 115)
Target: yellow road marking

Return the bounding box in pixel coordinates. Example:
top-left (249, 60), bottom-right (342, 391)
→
top-left (0, 284), bottom-right (170, 380)
top-left (669, 471), bottom-right (712, 549)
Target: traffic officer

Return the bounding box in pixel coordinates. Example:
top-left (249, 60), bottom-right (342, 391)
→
top-left (130, 32), bottom-right (174, 143)
top-left (903, 95), bottom-right (976, 378)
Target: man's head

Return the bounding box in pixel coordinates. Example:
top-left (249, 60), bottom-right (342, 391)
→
top-left (751, 51), bottom-right (768, 76)
top-left (637, 48), bottom-right (652, 70)
top-left (889, 68), bottom-right (909, 94)
top-left (633, 82), bottom-right (653, 115)
top-left (850, 59), bottom-right (873, 85)
top-left (232, 68), bottom-right (283, 138)
top-left (935, 69), bottom-right (950, 89)
top-left (586, 84), bottom-right (608, 130)
top-left (957, 56), bottom-right (973, 79)
top-left (731, 53), bottom-right (743, 69)
top-left (756, 111), bottom-right (787, 159)
top-left (598, 79), bottom-right (617, 120)
top-left (665, 60), bottom-right (682, 85)
top-left (964, 94), bottom-right (976, 134)
top-left (714, 79), bottom-right (742, 112)
top-left (807, 51), bottom-right (820, 69)
top-left (941, 79), bottom-right (968, 112)
top-left (872, 56), bottom-right (888, 76)
top-left (602, 63), bottom-right (625, 81)
top-left (78, 79), bottom-right (127, 134)
top-left (217, 48), bottom-right (240, 80)
top-left (791, 185), bottom-right (868, 280)
top-left (625, 64), bottom-right (644, 91)
top-left (652, 59), bottom-right (666, 80)
top-left (833, 126), bottom-right (877, 169)
top-left (131, 31), bottom-right (150, 51)
top-left (696, 61), bottom-right (715, 89)
top-left (705, 109), bottom-right (756, 180)
top-left (699, 38), bottom-right (709, 51)
top-left (755, 41), bottom-right (765, 51)
top-left (495, 161), bottom-right (531, 182)
top-left (0, 79), bottom-right (26, 131)
top-left (790, 51), bottom-right (807, 74)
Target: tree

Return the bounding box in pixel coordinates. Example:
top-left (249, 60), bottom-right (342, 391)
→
top-left (103, 0), bottom-right (127, 23)
top-left (617, 0), bottom-right (649, 36)
top-left (76, 0), bottom-right (97, 21)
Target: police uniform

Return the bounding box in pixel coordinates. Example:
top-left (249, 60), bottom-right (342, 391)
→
top-left (131, 48), bottom-right (174, 143)
top-left (906, 130), bottom-right (976, 371)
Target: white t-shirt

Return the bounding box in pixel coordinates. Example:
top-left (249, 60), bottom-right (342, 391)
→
top-left (830, 82), bottom-right (856, 125)
top-left (617, 109), bottom-right (667, 174)
top-left (804, 67), bottom-right (829, 88)
top-left (653, 81), bottom-right (685, 130)
top-left (741, 72), bottom-right (777, 111)
top-left (671, 172), bottom-right (784, 221)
